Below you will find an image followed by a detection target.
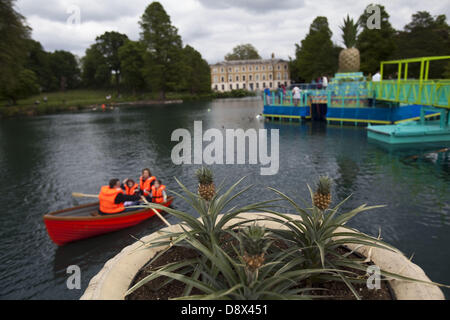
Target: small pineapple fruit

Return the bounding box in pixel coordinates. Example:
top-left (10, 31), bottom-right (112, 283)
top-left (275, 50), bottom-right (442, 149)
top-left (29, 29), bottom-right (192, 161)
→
top-left (240, 224), bottom-right (272, 271)
top-left (195, 167), bottom-right (216, 201)
top-left (313, 176), bottom-right (332, 210)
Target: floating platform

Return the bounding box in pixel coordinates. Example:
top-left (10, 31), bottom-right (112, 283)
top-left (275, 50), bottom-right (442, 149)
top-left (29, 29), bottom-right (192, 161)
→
top-left (263, 105), bottom-right (311, 121)
top-left (263, 104), bottom-right (439, 125)
top-left (367, 121), bottom-right (450, 144)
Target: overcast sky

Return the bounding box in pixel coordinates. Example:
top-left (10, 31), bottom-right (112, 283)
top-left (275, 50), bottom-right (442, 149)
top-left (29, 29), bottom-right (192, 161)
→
top-left (15, 0), bottom-right (450, 64)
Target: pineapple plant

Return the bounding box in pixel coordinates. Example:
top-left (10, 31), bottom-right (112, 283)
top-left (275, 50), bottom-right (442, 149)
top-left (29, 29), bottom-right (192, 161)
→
top-left (195, 167), bottom-right (216, 201)
top-left (313, 176), bottom-right (332, 211)
top-left (338, 15), bottom-right (360, 73)
top-left (240, 224), bottom-right (272, 271)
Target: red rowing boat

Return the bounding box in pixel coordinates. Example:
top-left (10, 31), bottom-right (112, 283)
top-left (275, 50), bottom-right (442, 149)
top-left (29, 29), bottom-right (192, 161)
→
top-left (43, 197), bottom-right (173, 246)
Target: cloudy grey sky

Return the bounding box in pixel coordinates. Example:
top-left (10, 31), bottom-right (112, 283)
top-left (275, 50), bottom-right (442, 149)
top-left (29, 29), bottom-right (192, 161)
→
top-left (15, 0), bottom-right (450, 63)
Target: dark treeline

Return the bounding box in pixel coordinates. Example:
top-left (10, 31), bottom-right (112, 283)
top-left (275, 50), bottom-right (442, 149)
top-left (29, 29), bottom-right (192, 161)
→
top-left (0, 1), bottom-right (211, 104)
top-left (290, 4), bottom-right (450, 82)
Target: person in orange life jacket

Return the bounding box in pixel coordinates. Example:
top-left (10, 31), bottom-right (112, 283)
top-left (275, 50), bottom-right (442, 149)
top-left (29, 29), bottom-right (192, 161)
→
top-left (150, 180), bottom-right (167, 204)
top-left (121, 178), bottom-right (140, 207)
top-left (98, 179), bottom-right (141, 215)
top-left (122, 178), bottom-right (139, 195)
top-left (139, 168), bottom-right (156, 201)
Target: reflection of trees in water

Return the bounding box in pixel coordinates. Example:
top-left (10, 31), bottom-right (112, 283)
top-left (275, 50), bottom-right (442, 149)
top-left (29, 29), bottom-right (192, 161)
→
top-left (335, 156), bottom-right (360, 200)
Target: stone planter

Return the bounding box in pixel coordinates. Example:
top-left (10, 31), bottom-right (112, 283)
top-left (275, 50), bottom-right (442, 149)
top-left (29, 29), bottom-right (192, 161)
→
top-left (80, 213), bottom-right (444, 300)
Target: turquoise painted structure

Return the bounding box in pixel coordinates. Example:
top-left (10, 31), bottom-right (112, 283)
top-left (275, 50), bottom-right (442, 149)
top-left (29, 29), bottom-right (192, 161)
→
top-left (367, 107), bottom-right (450, 144)
top-left (366, 56), bottom-right (450, 144)
top-left (262, 56), bottom-right (450, 144)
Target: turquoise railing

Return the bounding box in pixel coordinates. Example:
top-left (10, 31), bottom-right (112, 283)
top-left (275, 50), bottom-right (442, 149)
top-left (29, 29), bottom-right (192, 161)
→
top-left (264, 90), bottom-right (309, 106)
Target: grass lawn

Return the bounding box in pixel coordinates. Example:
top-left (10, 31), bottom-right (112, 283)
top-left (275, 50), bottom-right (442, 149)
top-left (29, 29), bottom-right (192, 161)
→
top-left (0, 89), bottom-right (257, 118)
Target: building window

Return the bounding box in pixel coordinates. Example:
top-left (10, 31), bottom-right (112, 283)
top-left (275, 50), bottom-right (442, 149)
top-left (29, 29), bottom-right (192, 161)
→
top-left (269, 74), bottom-right (272, 80)
top-left (228, 67), bottom-right (232, 72)
top-left (284, 73), bottom-right (288, 80)
top-left (277, 65), bottom-right (281, 70)
top-left (243, 83), bottom-right (246, 89)
top-left (284, 65), bottom-right (288, 70)
top-left (221, 68), bottom-right (224, 73)
top-left (262, 66), bottom-right (265, 71)
top-left (263, 82), bottom-right (266, 88)
top-left (269, 82), bottom-right (273, 88)
top-left (243, 75), bottom-right (246, 81)
top-left (235, 67), bottom-right (239, 72)
top-left (213, 68), bottom-right (218, 73)
top-left (269, 65), bottom-right (273, 71)
top-left (229, 76), bottom-right (233, 82)
top-left (256, 83), bottom-right (259, 89)
top-left (236, 84), bottom-right (239, 89)
top-left (249, 75), bottom-right (253, 81)
top-left (262, 74), bottom-right (266, 81)
top-left (256, 74), bottom-right (259, 81)
top-left (255, 66), bottom-right (259, 71)
top-left (230, 84), bottom-right (233, 90)
top-left (277, 73), bottom-right (281, 80)
top-left (221, 76), bottom-right (225, 82)
top-left (213, 76), bottom-right (218, 83)
top-left (236, 75), bottom-right (239, 82)
top-left (242, 66), bottom-right (246, 72)
top-left (249, 66), bottom-right (252, 71)
top-left (222, 84), bottom-right (225, 90)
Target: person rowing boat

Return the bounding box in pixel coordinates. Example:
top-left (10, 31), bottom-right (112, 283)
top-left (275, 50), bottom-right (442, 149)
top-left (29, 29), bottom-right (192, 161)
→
top-left (98, 179), bottom-right (141, 215)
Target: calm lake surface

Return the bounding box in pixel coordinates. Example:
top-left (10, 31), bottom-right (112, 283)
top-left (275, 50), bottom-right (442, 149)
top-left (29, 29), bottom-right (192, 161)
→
top-left (0, 97), bottom-right (449, 299)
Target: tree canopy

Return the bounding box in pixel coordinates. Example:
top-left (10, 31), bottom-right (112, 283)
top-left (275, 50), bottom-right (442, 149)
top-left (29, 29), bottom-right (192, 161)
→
top-left (392, 11), bottom-right (450, 78)
top-left (290, 17), bottom-right (339, 82)
top-left (225, 44), bottom-right (261, 61)
top-left (356, 4), bottom-right (396, 74)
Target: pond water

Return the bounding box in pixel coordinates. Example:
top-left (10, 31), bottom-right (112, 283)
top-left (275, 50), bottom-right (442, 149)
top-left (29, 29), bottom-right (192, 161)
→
top-left (0, 97), bottom-right (449, 299)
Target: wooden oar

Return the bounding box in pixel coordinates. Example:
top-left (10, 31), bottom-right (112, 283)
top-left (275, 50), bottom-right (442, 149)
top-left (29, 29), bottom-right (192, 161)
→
top-left (140, 196), bottom-right (172, 227)
top-left (71, 192), bottom-right (172, 227)
top-left (72, 192), bottom-right (99, 199)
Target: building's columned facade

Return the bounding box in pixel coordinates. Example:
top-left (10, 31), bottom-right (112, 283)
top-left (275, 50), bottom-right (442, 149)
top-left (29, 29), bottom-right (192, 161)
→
top-left (210, 56), bottom-right (291, 92)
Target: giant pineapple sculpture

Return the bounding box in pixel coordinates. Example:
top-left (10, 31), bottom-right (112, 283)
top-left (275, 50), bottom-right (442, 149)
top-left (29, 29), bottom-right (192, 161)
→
top-left (338, 15), bottom-right (360, 73)
top-left (195, 167), bottom-right (216, 201)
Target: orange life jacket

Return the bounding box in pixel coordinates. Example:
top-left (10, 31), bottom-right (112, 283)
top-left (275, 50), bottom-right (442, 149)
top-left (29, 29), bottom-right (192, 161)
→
top-left (124, 183), bottom-right (138, 196)
top-left (151, 185), bottom-right (166, 204)
top-left (140, 176), bottom-right (156, 196)
top-left (99, 186), bottom-right (125, 214)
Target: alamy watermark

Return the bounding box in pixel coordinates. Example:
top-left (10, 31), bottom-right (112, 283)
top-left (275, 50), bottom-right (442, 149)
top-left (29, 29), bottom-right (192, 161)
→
top-left (171, 121), bottom-right (279, 176)
top-left (66, 265), bottom-right (81, 290)
top-left (366, 4), bottom-right (381, 30)
top-left (366, 265), bottom-right (381, 290)
top-left (66, 5), bottom-right (81, 27)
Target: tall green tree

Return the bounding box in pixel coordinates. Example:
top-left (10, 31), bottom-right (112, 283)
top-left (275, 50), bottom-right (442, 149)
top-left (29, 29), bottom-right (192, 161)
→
top-left (81, 44), bottom-right (111, 88)
top-left (225, 44), bottom-right (261, 61)
top-left (139, 1), bottom-right (183, 99)
top-left (49, 51), bottom-right (80, 91)
top-left (357, 4), bottom-right (396, 75)
top-left (180, 45), bottom-right (211, 94)
top-left (118, 40), bottom-right (146, 94)
top-left (0, 0), bottom-right (35, 104)
top-left (95, 31), bottom-right (129, 93)
top-left (291, 17), bottom-right (339, 82)
top-left (393, 11), bottom-right (450, 79)
top-left (24, 39), bottom-right (57, 91)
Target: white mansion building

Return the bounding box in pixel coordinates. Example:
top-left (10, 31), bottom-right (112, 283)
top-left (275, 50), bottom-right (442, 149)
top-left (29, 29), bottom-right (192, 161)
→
top-left (210, 55), bottom-right (292, 92)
